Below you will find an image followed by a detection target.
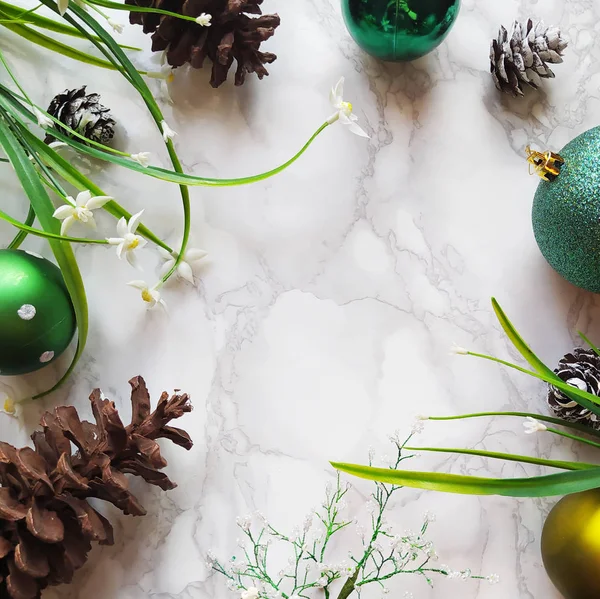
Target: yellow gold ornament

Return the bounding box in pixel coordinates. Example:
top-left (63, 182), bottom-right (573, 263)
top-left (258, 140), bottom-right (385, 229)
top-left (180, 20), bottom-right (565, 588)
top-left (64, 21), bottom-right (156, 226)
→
top-left (541, 489), bottom-right (600, 599)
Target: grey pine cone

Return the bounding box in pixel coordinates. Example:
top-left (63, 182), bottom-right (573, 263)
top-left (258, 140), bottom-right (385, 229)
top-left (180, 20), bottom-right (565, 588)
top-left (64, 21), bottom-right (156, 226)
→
top-left (490, 19), bottom-right (568, 97)
top-left (44, 86), bottom-right (115, 145)
top-left (547, 348), bottom-right (600, 429)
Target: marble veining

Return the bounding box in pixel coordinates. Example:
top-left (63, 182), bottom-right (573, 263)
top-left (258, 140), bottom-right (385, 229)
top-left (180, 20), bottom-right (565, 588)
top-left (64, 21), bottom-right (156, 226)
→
top-left (2, 0), bottom-right (600, 597)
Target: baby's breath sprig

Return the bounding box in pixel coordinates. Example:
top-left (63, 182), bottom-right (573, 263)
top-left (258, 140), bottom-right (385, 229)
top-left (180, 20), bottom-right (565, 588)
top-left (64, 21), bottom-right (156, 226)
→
top-left (209, 431), bottom-right (499, 599)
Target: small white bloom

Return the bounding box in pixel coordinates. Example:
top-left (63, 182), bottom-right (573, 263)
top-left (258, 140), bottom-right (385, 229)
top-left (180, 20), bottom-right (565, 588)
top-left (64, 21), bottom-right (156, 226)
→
top-left (316, 577), bottom-right (328, 588)
top-left (424, 510), bottom-right (436, 523)
top-left (450, 343), bottom-right (469, 355)
top-left (196, 12), bottom-right (212, 26)
top-left (107, 210), bottom-right (148, 268)
top-left (241, 588), bottom-right (259, 599)
top-left (327, 77), bottom-right (369, 138)
top-left (0, 384), bottom-right (20, 419)
top-left (411, 419), bottom-right (425, 434)
top-left (161, 119), bottom-right (177, 142)
top-left (53, 190), bottom-right (113, 236)
top-left (57, 0), bottom-right (69, 15)
top-left (487, 573), bottom-right (500, 584)
top-left (131, 152), bottom-right (151, 167)
top-left (33, 107), bottom-right (53, 129)
top-left (127, 280), bottom-right (166, 310)
top-left (48, 141), bottom-right (68, 151)
top-left (158, 246), bottom-right (208, 284)
top-left (236, 514), bottom-right (252, 532)
top-left (107, 18), bottom-right (124, 33)
top-left (148, 65), bottom-right (174, 104)
top-left (415, 413), bottom-right (430, 420)
top-left (523, 416), bottom-right (548, 434)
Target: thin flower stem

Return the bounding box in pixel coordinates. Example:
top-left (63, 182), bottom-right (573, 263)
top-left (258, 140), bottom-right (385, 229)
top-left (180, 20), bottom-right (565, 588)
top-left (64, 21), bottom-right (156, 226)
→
top-left (87, 0), bottom-right (203, 24)
top-left (547, 427), bottom-right (600, 449)
top-left (7, 203), bottom-right (34, 249)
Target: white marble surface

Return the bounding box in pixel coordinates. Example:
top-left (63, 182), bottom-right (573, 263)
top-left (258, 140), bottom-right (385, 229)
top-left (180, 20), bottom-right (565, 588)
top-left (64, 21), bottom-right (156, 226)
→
top-left (2, 0), bottom-right (600, 597)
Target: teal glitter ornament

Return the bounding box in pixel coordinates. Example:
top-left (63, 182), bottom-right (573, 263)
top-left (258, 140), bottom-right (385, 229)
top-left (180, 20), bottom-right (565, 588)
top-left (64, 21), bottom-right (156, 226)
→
top-left (0, 249), bottom-right (76, 375)
top-left (341, 0), bottom-right (460, 62)
top-left (532, 127), bottom-right (600, 292)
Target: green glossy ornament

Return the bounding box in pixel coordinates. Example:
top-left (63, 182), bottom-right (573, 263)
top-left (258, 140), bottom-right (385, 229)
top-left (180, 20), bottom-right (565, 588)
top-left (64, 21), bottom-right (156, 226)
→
top-left (541, 489), bottom-right (600, 599)
top-left (341, 0), bottom-right (460, 62)
top-left (532, 127), bottom-right (600, 292)
top-left (0, 249), bottom-right (76, 376)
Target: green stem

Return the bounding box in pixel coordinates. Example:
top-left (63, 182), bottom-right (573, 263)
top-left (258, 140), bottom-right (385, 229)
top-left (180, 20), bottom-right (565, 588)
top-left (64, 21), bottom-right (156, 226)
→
top-left (88, 0), bottom-right (201, 23)
top-left (0, 207), bottom-right (108, 244)
top-left (548, 427), bottom-right (600, 450)
top-left (578, 331), bottom-right (600, 356)
top-left (426, 412), bottom-right (600, 439)
top-left (7, 203), bottom-right (34, 249)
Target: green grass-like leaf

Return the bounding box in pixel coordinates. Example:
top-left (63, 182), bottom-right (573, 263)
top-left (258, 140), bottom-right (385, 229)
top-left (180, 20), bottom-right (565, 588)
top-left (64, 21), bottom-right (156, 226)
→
top-left (0, 113), bottom-right (88, 398)
top-left (331, 462), bottom-right (600, 497)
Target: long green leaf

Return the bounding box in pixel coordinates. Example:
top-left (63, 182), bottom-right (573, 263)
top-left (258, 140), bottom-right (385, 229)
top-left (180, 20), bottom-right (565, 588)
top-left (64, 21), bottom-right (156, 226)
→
top-left (0, 114), bottom-right (88, 398)
top-left (331, 462), bottom-right (600, 497)
top-left (7, 203), bottom-right (34, 249)
top-left (0, 0), bottom-right (139, 49)
top-left (0, 20), bottom-right (121, 71)
top-left (405, 446), bottom-right (596, 471)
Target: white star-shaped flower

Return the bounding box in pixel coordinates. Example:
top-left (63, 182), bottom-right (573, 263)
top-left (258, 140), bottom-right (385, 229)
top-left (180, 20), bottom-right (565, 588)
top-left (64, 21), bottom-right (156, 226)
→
top-left (161, 120), bottom-right (177, 142)
top-left (127, 280), bottom-right (167, 310)
top-left (523, 416), bottom-right (547, 434)
top-left (53, 190), bottom-right (113, 236)
top-left (158, 246), bottom-right (208, 284)
top-left (240, 588), bottom-right (259, 599)
top-left (327, 77), bottom-right (369, 138)
top-left (196, 12), bottom-right (212, 26)
top-left (33, 107), bottom-right (53, 129)
top-left (107, 210), bottom-right (148, 268)
top-left (131, 152), bottom-right (151, 167)
top-left (107, 18), bottom-right (124, 33)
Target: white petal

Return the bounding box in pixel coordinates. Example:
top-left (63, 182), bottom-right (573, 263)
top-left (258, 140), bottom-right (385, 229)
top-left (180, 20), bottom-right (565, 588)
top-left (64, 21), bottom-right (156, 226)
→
top-left (128, 210), bottom-right (144, 234)
top-left (126, 250), bottom-right (142, 270)
top-left (131, 152), bottom-right (151, 167)
top-left (106, 237), bottom-right (124, 245)
top-left (177, 261), bottom-right (194, 284)
top-left (157, 246), bottom-right (174, 260)
top-left (85, 214), bottom-right (97, 230)
top-left (185, 248), bottom-right (208, 262)
top-left (330, 77), bottom-right (344, 106)
top-left (127, 280), bottom-right (148, 290)
top-left (60, 216), bottom-right (75, 236)
top-left (347, 121), bottom-right (370, 138)
top-left (116, 242), bottom-right (125, 260)
top-left (136, 236), bottom-right (148, 250)
top-left (116, 217), bottom-right (128, 238)
top-left (76, 190), bottom-right (92, 207)
top-left (53, 205), bottom-right (75, 220)
top-left (57, 0), bottom-right (69, 13)
top-left (86, 195), bottom-right (113, 210)
top-left (159, 259), bottom-right (176, 278)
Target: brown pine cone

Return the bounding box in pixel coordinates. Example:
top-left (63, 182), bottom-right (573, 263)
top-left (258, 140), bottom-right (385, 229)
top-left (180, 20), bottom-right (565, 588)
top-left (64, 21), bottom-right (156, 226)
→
top-left (126, 0), bottom-right (280, 87)
top-left (0, 376), bottom-right (192, 598)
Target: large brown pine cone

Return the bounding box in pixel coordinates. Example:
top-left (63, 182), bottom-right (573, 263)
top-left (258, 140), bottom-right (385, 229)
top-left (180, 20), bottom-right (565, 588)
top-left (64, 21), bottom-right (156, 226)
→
top-left (0, 376), bottom-right (192, 598)
top-left (126, 0), bottom-right (280, 87)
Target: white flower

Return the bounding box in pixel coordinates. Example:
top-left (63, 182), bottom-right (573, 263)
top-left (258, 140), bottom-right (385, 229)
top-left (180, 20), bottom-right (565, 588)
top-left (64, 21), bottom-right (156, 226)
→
top-left (241, 588), bottom-right (259, 599)
top-left (0, 384), bottom-right (20, 419)
top-left (424, 510), bottom-right (436, 523)
top-left (53, 190), bottom-right (113, 236)
top-left (127, 280), bottom-right (166, 310)
top-left (148, 65), bottom-right (174, 104)
top-left (236, 515), bottom-right (252, 532)
top-left (107, 210), bottom-right (148, 268)
top-left (411, 420), bottom-right (425, 434)
top-left (107, 18), bottom-right (124, 33)
top-left (158, 246), bottom-right (208, 284)
top-left (131, 152), bottom-right (151, 167)
top-left (33, 107), bottom-right (53, 129)
top-left (57, 0), bottom-right (69, 15)
top-left (523, 416), bottom-right (547, 434)
top-left (161, 120), bottom-right (177, 142)
top-left (450, 343), bottom-right (469, 355)
top-left (196, 12), bottom-right (212, 26)
top-left (327, 77), bottom-right (369, 138)
top-left (415, 413), bottom-right (429, 420)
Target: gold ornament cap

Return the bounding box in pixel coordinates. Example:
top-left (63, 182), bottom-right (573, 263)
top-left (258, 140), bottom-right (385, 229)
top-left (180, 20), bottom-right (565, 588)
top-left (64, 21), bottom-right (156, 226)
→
top-left (526, 146), bottom-right (565, 181)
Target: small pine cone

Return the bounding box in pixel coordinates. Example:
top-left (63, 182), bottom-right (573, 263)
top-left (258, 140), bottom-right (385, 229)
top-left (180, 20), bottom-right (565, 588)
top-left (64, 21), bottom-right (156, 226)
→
top-left (547, 348), bottom-right (600, 429)
top-left (490, 19), bottom-right (568, 97)
top-left (0, 376), bottom-right (192, 598)
top-left (126, 0), bottom-right (280, 88)
top-left (44, 86), bottom-right (116, 145)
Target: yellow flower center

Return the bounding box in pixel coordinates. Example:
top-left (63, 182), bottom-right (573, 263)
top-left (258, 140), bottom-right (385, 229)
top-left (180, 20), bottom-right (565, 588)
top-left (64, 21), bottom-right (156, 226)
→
top-left (341, 101), bottom-right (353, 114)
top-left (3, 398), bottom-right (15, 415)
top-left (128, 238), bottom-right (140, 250)
top-left (141, 289), bottom-right (153, 303)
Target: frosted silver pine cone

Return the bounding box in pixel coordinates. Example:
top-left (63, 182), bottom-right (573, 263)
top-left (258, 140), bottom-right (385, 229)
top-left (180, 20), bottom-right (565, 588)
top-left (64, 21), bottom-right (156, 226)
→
top-left (490, 19), bottom-right (568, 97)
top-left (44, 86), bottom-right (115, 145)
top-left (547, 348), bottom-right (600, 429)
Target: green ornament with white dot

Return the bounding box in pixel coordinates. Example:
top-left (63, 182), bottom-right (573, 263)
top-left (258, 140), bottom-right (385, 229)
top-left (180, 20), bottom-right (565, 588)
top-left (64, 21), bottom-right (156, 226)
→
top-left (0, 249), bottom-right (76, 376)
